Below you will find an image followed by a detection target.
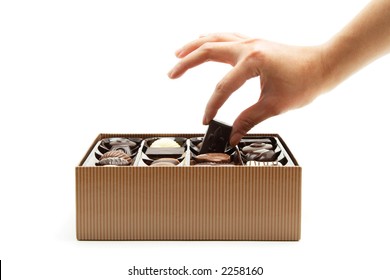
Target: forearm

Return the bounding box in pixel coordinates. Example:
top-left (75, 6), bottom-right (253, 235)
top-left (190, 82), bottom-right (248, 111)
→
top-left (323, 0), bottom-right (390, 90)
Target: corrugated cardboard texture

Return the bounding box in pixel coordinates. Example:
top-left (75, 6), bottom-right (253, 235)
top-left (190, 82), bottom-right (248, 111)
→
top-left (76, 133), bottom-right (301, 241)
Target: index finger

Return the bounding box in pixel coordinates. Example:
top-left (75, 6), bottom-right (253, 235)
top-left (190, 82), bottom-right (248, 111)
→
top-left (203, 62), bottom-right (252, 124)
top-left (169, 41), bottom-right (237, 79)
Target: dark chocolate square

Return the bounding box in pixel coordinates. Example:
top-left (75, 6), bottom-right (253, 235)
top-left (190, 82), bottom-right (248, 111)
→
top-left (199, 120), bottom-right (232, 154)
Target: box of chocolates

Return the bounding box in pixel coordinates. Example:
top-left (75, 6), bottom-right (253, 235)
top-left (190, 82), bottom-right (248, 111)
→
top-left (76, 124), bottom-right (301, 240)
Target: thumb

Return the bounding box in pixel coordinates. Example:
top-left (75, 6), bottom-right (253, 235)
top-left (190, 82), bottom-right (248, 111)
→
top-left (229, 100), bottom-right (274, 146)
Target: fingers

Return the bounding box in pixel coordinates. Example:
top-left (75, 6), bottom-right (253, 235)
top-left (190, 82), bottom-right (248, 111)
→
top-left (203, 62), bottom-right (252, 124)
top-left (175, 33), bottom-right (248, 58)
top-left (168, 41), bottom-right (239, 78)
top-left (229, 100), bottom-right (274, 146)
top-left (169, 33), bottom-right (249, 79)
top-left (199, 32), bottom-right (249, 40)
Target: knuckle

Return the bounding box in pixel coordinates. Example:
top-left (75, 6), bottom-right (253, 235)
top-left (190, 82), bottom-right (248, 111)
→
top-left (199, 42), bottom-right (214, 57)
top-left (238, 39), bottom-right (266, 62)
top-left (245, 48), bottom-right (265, 64)
top-left (215, 81), bottom-right (231, 95)
top-left (236, 118), bottom-right (257, 135)
top-left (209, 32), bottom-right (225, 41)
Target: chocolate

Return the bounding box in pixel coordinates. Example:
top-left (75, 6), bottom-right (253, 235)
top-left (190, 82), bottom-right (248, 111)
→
top-left (100, 150), bottom-right (131, 161)
top-left (246, 150), bottom-right (275, 161)
top-left (150, 138), bottom-right (180, 148)
top-left (150, 162), bottom-right (177, 167)
top-left (151, 158), bottom-right (180, 166)
top-left (194, 153), bottom-right (231, 164)
top-left (111, 145), bottom-right (132, 155)
top-left (96, 150), bottom-right (132, 166)
top-left (97, 158), bottom-right (130, 166)
top-left (242, 143), bottom-right (273, 153)
top-left (241, 140), bottom-right (279, 162)
top-left (146, 147), bottom-right (185, 159)
top-left (107, 138), bottom-right (137, 148)
top-left (199, 120), bottom-right (232, 154)
top-left (98, 138), bottom-right (138, 156)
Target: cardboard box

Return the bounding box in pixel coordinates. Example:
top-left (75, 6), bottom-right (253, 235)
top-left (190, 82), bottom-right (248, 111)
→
top-left (76, 133), bottom-right (301, 241)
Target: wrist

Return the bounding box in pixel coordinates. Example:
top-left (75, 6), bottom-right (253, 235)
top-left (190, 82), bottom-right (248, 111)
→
top-left (317, 38), bottom-right (352, 93)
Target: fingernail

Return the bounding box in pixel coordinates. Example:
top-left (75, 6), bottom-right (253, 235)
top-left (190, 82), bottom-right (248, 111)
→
top-left (168, 67), bottom-right (177, 78)
top-left (202, 115), bottom-right (210, 125)
top-left (175, 49), bottom-right (183, 57)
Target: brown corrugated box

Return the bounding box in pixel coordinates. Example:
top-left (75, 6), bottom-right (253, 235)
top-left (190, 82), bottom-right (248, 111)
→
top-left (76, 133), bottom-right (301, 241)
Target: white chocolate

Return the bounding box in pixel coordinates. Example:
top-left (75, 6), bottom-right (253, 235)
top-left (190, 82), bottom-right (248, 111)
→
top-left (150, 138), bottom-right (180, 148)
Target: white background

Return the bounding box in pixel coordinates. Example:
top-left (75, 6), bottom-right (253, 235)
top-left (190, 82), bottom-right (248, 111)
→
top-left (1, 0), bottom-right (389, 279)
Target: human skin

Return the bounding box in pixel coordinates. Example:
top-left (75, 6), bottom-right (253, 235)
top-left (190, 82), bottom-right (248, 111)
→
top-left (168, 0), bottom-right (390, 145)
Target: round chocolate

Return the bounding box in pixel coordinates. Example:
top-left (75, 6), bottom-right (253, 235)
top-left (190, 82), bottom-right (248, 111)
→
top-left (194, 153), bottom-right (231, 163)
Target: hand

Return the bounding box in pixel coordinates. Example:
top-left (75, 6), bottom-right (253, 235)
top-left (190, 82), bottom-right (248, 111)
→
top-left (168, 33), bottom-right (328, 145)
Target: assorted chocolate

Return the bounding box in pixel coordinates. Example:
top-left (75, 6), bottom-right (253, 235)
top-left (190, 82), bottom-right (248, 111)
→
top-left (86, 136), bottom-right (292, 167)
top-left (84, 119), bottom-right (292, 167)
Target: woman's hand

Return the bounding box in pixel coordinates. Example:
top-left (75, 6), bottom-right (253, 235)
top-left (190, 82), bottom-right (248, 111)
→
top-left (168, 33), bottom-right (328, 145)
